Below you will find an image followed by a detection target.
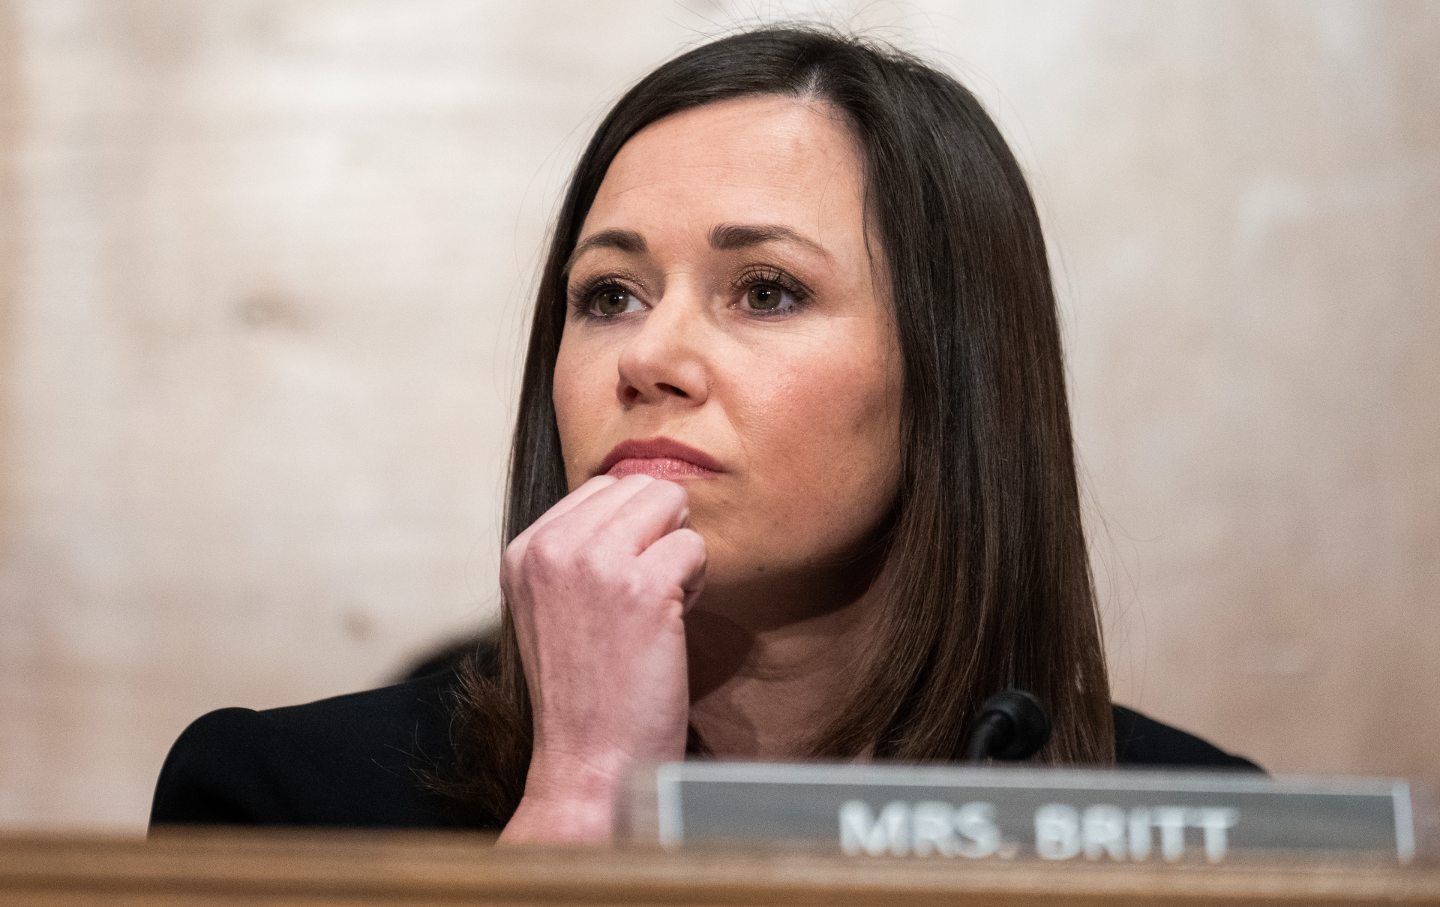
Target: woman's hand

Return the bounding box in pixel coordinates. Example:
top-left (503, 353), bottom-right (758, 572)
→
top-left (497, 474), bottom-right (707, 843)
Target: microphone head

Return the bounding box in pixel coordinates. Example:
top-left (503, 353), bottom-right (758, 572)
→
top-left (978, 689), bottom-right (1052, 761)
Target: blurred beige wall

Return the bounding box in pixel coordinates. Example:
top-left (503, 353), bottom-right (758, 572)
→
top-left (1, 0), bottom-right (1435, 831)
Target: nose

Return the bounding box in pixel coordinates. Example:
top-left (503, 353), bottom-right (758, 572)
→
top-left (615, 290), bottom-right (709, 408)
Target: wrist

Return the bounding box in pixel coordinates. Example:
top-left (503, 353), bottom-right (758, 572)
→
top-left (499, 791), bottom-right (615, 844)
top-left (498, 752), bottom-right (631, 844)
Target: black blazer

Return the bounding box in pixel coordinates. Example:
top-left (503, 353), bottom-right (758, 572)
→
top-left (149, 671), bottom-right (1261, 830)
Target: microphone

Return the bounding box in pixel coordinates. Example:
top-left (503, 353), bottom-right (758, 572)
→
top-left (961, 689), bottom-right (1052, 763)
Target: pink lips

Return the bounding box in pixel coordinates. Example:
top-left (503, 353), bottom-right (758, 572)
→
top-left (597, 438), bottom-right (722, 481)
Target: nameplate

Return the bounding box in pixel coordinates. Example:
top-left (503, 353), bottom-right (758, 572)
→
top-left (619, 763), bottom-right (1416, 864)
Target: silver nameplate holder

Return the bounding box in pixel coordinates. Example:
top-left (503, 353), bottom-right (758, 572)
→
top-left (619, 763), bottom-right (1419, 865)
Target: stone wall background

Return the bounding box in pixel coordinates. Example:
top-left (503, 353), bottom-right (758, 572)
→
top-left (2, 0), bottom-right (1436, 831)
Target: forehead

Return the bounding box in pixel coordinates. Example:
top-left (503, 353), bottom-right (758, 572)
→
top-left (582, 95), bottom-right (868, 249)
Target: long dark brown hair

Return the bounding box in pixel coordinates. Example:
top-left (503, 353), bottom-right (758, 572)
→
top-left (449, 25), bottom-right (1113, 825)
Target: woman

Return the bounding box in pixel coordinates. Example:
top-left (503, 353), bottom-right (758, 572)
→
top-left (151, 26), bottom-right (1256, 839)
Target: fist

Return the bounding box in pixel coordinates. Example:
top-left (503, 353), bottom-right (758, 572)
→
top-left (501, 474), bottom-right (707, 824)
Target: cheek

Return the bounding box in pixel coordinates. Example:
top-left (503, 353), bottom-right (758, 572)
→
top-left (722, 341), bottom-right (901, 560)
top-left (792, 356), bottom-right (899, 498)
top-left (552, 338), bottom-right (608, 488)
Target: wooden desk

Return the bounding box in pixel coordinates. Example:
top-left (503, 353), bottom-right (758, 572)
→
top-left (3, 830), bottom-right (1438, 906)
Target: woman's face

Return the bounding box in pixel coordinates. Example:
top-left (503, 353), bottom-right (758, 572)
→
top-left (553, 94), bottom-right (901, 592)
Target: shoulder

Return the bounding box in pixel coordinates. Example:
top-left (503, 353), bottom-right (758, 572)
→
top-left (1111, 704), bottom-right (1263, 772)
top-left (150, 671), bottom-right (483, 829)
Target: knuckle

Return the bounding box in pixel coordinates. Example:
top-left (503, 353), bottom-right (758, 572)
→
top-left (575, 545), bottom-right (614, 578)
top-left (658, 597), bottom-right (686, 622)
top-left (524, 528), bottom-right (568, 568)
top-left (621, 569), bottom-right (670, 607)
top-left (527, 526), bottom-right (576, 575)
top-left (617, 571), bottom-right (648, 602)
top-left (502, 538), bottom-right (526, 568)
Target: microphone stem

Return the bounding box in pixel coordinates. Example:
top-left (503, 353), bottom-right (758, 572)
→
top-left (962, 712), bottom-right (1009, 763)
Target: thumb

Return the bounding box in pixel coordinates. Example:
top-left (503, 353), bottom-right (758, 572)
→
top-left (638, 527), bottom-right (707, 613)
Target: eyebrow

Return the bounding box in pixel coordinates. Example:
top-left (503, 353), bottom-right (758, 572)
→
top-left (564, 222), bottom-right (831, 275)
top-left (708, 222), bottom-right (832, 260)
top-left (563, 229), bottom-right (646, 276)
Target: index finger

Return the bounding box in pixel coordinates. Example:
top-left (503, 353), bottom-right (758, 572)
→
top-left (509, 475), bottom-right (619, 550)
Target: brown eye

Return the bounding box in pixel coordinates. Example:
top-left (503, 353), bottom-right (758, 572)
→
top-left (591, 287), bottom-right (638, 317)
top-left (746, 283), bottom-right (790, 312)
